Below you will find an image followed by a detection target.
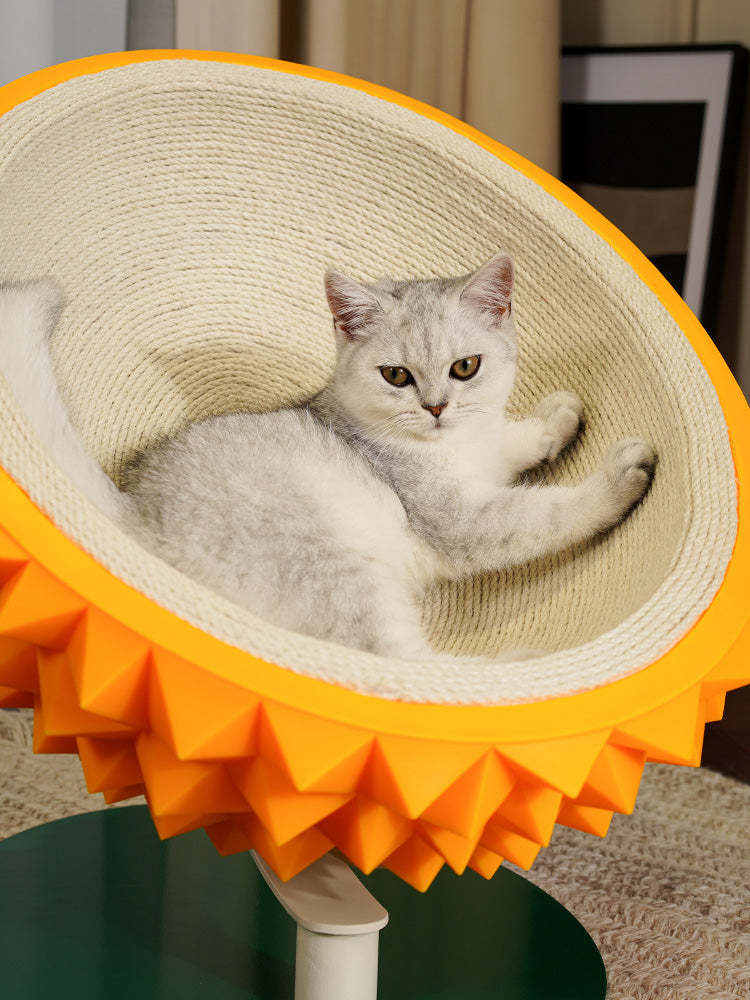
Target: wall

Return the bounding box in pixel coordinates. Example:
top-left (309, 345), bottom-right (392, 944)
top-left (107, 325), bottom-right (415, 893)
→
top-left (562, 0), bottom-right (750, 394)
top-left (174, 0), bottom-right (562, 177)
top-left (0, 0), bottom-right (127, 88)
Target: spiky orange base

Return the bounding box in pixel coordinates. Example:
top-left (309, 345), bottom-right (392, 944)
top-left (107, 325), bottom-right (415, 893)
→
top-left (2, 505), bottom-right (748, 890)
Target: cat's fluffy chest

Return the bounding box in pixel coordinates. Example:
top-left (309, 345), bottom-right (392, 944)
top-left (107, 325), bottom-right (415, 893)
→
top-left (383, 411), bottom-right (512, 504)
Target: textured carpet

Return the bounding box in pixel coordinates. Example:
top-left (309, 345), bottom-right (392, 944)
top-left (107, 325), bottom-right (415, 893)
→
top-left (1, 708), bottom-right (748, 999)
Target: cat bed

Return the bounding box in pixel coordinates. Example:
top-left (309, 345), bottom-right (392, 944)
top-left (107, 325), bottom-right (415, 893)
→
top-left (0, 51), bottom-right (748, 890)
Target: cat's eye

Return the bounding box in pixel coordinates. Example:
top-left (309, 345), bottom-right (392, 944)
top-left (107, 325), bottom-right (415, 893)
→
top-left (450, 355), bottom-right (481, 380)
top-left (380, 366), bottom-right (413, 387)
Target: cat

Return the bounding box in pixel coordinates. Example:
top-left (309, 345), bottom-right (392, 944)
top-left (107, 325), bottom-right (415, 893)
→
top-left (0, 252), bottom-right (655, 662)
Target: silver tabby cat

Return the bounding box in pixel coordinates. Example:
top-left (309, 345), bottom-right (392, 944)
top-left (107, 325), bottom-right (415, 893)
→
top-left (0, 253), bottom-right (655, 661)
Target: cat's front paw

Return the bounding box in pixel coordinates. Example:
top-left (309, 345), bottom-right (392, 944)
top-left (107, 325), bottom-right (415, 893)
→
top-left (534, 391), bottom-right (584, 461)
top-left (603, 437), bottom-right (656, 516)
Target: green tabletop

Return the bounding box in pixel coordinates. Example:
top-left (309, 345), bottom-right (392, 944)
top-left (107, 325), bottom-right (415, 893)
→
top-left (0, 806), bottom-right (606, 999)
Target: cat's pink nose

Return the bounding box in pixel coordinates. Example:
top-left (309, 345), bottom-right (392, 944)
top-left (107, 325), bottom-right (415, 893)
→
top-left (423, 402), bottom-right (447, 418)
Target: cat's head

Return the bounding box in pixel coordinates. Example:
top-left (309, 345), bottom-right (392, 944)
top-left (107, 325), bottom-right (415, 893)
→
top-left (324, 251), bottom-right (518, 444)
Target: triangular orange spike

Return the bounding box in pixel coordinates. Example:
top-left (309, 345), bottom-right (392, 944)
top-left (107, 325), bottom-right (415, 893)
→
top-left (478, 822), bottom-right (541, 870)
top-left (234, 813), bottom-right (334, 882)
top-left (136, 731), bottom-right (248, 816)
top-left (230, 756), bottom-right (353, 846)
top-left (206, 818), bottom-right (255, 857)
top-left (0, 528), bottom-right (28, 584)
top-left (612, 685), bottom-right (704, 764)
top-left (381, 834), bottom-right (445, 891)
top-left (103, 783), bottom-right (146, 804)
top-left (468, 845), bottom-right (504, 880)
top-left (66, 611), bottom-right (151, 729)
top-left (0, 637), bottom-right (38, 693)
top-left (259, 701), bottom-right (374, 793)
top-left (676, 715), bottom-right (706, 769)
top-left (151, 811), bottom-right (230, 840)
top-left (37, 649), bottom-right (135, 738)
top-left (150, 648), bottom-right (260, 760)
top-left (0, 684), bottom-right (33, 707)
top-left (574, 743), bottom-right (647, 814)
top-left (420, 750), bottom-right (516, 840)
top-left (703, 692), bottom-right (726, 724)
top-left (417, 820), bottom-right (478, 875)
top-left (362, 734), bottom-right (489, 819)
top-left (32, 696), bottom-right (78, 754)
top-left (0, 562), bottom-right (85, 649)
top-left (497, 729), bottom-right (611, 798)
top-left (76, 735), bottom-right (143, 793)
top-left (318, 796), bottom-right (412, 874)
top-left (557, 801), bottom-right (613, 837)
top-left (490, 781), bottom-right (563, 846)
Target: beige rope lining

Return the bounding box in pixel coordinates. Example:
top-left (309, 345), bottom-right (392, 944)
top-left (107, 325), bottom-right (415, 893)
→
top-left (0, 59), bottom-right (737, 704)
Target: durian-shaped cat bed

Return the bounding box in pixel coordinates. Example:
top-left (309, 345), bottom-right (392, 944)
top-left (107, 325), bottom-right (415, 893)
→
top-left (1, 51), bottom-right (749, 893)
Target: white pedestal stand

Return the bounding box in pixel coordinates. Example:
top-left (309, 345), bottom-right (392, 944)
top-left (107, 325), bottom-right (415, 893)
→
top-left (252, 851), bottom-right (390, 1000)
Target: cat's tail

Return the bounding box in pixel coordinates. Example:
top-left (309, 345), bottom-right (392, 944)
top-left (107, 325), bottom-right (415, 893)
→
top-left (0, 279), bottom-right (127, 523)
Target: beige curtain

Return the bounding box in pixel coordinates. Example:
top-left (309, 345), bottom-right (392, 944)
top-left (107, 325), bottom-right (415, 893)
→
top-left (173, 0), bottom-right (560, 175)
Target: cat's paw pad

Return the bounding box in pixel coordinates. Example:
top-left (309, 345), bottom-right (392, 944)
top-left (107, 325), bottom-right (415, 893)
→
top-left (535, 391), bottom-right (584, 460)
top-left (604, 438), bottom-right (656, 509)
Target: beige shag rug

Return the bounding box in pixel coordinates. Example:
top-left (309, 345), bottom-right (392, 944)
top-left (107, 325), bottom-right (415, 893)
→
top-left (1, 708), bottom-right (748, 999)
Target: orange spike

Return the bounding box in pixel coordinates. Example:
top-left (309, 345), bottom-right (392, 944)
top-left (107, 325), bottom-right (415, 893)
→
top-left (0, 637), bottom-right (38, 693)
top-left (234, 812), bottom-right (334, 882)
top-left (420, 750), bottom-right (516, 840)
top-left (0, 684), bottom-right (33, 707)
top-left (0, 527), bottom-right (28, 584)
top-left (37, 649), bottom-right (135, 737)
top-left (259, 701), bottom-right (373, 793)
top-left (136, 731), bottom-right (248, 815)
top-left (76, 735), bottom-right (143, 793)
top-left (703, 692), bottom-right (726, 724)
top-left (362, 734), bottom-right (488, 819)
top-left (417, 820), bottom-right (478, 875)
top-left (32, 694), bottom-right (78, 754)
top-left (490, 781), bottom-right (563, 846)
top-left (150, 811), bottom-right (230, 839)
top-left (230, 756), bottom-right (352, 846)
top-left (557, 801), bottom-right (613, 837)
top-left (150, 648), bottom-right (260, 760)
top-left (0, 562), bottom-right (85, 649)
top-left (612, 685), bottom-right (703, 764)
top-left (66, 611), bottom-right (151, 728)
top-left (103, 783), bottom-right (146, 804)
top-left (668, 714), bottom-right (705, 769)
top-left (206, 818), bottom-right (255, 857)
top-left (468, 845), bottom-right (504, 880)
top-left (478, 823), bottom-right (541, 870)
top-left (102, 784), bottom-right (146, 806)
top-left (575, 743), bottom-right (646, 814)
top-left (497, 729), bottom-right (611, 798)
top-left (318, 796), bottom-right (412, 874)
top-left (382, 834), bottom-right (446, 891)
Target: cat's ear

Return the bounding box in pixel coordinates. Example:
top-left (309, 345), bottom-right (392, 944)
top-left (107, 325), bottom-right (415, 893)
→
top-left (325, 271), bottom-right (383, 341)
top-left (460, 252), bottom-right (514, 325)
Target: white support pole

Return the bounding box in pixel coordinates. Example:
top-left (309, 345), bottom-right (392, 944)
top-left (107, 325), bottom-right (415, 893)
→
top-left (295, 924), bottom-right (380, 1000)
top-left (252, 851), bottom-right (389, 1000)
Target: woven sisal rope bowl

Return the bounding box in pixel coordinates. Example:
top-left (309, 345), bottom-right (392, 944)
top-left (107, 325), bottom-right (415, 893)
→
top-left (1, 52), bottom-right (749, 889)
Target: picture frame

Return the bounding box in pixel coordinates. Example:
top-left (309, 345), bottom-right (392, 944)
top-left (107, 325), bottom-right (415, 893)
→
top-left (561, 45), bottom-right (748, 336)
